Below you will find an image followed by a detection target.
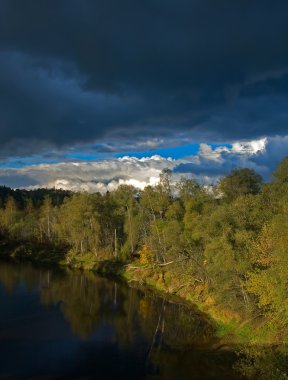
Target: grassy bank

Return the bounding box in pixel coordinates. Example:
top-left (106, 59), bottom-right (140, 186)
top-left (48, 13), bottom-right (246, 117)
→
top-left (108, 262), bottom-right (281, 345)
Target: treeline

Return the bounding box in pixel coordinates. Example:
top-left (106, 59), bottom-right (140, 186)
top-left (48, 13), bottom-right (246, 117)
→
top-left (1, 157), bottom-right (288, 340)
top-left (0, 186), bottom-right (72, 209)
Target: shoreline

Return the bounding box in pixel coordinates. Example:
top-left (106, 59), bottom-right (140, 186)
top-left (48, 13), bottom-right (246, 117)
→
top-left (0, 238), bottom-right (280, 345)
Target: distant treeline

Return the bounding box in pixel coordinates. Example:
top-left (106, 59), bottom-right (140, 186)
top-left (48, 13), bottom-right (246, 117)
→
top-left (0, 186), bottom-right (72, 209)
top-left (1, 157), bottom-right (288, 342)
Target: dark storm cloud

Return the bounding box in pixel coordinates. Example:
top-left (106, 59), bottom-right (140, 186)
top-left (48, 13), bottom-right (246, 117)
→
top-left (0, 0), bottom-right (288, 156)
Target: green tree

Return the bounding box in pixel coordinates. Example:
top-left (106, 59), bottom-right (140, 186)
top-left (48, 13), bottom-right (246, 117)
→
top-left (218, 168), bottom-right (262, 201)
top-left (273, 156), bottom-right (288, 183)
top-left (38, 196), bottom-right (54, 242)
top-left (57, 193), bottom-right (100, 256)
top-left (176, 178), bottom-right (201, 201)
top-left (112, 185), bottom-right (140, 257)
top-left (0, 197), bottom-right (21, 239)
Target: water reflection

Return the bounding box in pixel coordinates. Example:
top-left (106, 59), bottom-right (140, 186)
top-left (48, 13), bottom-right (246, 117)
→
top-left (0, 261), bottom-right (247, 379)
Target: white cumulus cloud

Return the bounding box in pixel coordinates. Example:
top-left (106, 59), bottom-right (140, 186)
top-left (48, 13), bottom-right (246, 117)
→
top-left (0, 137), bottom-right (286, 191)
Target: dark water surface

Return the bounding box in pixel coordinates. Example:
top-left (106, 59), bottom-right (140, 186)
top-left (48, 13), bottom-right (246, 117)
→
top-left (0, 261), bottom-right (243, 380)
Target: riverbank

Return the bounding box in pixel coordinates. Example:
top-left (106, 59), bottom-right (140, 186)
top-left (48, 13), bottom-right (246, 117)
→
top-left (84, 257), bottom-right (273, 345)
top-left (0, 259), bottom-right (250, 380)
top-left (2, 254), bottom-right (288, 380)
top-left (97, 261), bottom-right (265, 345)
top-left (0, 238), bottom-right (68, 265)
top-left (0, 238), bottom-right (279, 345)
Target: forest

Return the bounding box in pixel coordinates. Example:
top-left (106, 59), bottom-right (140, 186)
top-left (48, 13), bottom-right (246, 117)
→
top-left (1, 157), bottom-right (288, 343)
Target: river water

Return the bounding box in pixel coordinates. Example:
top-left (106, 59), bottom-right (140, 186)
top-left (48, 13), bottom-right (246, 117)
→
top-left (0, 260), bottom-right (243, 379)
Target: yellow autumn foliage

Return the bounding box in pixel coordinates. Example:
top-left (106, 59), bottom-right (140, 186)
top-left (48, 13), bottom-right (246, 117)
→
top-left (138, 244), bottom-right (152, 265)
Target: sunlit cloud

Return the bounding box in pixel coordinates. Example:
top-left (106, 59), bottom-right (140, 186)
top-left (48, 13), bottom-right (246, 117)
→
top-left (0, 137), bottom-right (285, 192)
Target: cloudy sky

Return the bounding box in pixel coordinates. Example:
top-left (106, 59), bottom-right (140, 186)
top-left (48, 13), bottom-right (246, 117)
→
top-left (0, 0), bottom-right (287, 191)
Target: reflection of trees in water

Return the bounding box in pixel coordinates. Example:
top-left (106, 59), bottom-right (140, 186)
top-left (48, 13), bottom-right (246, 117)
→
top-left (0, 261), bottom-right (20, 294)
top-left (139, 295), bottom-right (216, 353)
top-left (0, 261), bottom-right (216, 348)
top-left (40, 270), bottom-right (141, 341)
top-left (0, 260), bottom-right (41, 294)
top-left (40, 272), bottom-right (104, 338)
top-left (2, 261), bottom-right (271, 379)
top-left (43, 272), bottom-right (216, 347)
top-left (139, 296), bottom-right (239, 379)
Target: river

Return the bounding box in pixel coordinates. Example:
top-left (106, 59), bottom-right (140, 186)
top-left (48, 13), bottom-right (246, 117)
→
top-left (0, 260), bottom-right (244, 379)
